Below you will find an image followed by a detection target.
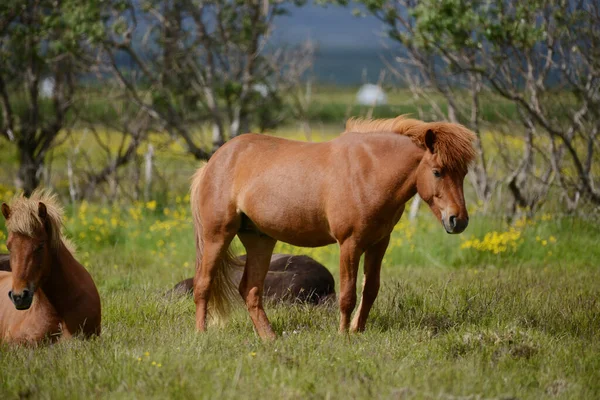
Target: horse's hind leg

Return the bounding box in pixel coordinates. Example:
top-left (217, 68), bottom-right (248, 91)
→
top-left (237, 233), bottom-right (277, 340)
top-left (350, 235), bottom-right (390, 332)
top-left (194, 234), bottom-right (235, 332)
top-left (338, 240), bottom-right (363, 332)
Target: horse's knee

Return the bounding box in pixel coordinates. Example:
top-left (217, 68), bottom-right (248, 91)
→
top-left (193, 279), bottom-right (210, 304)
top-left (339, 290), bottom-right (357, 314)
top-left (244, 286), bottom-right (262, 310)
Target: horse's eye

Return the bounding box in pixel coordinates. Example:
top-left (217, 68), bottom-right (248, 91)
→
top-left (433, 170), bottom-right (442, 178)
top-left (35, 243), bottom-right (45, 252)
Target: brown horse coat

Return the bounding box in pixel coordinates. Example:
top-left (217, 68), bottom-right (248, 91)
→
top-left (169, 254), bottom-right (335, 304)
top-left (190, 116), bottom-right (476, 339)
top-left (0, 254), bottom-right (8, 272)
top-left (0, 190), bottom-right (101, 344)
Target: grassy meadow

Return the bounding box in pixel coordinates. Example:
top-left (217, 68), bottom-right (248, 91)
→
top-left (0, 87), bottom-right (599, 399)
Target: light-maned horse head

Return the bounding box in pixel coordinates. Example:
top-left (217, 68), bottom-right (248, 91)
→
top-left (1, 190), bottom-right (65, 310)
top-left (346, 117), bottom-right (477, 234)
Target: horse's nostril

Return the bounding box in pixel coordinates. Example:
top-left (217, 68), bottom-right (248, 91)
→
top-left (449, 215), bottom-right (457, 229)
top-left (8, 290), bottom-right (13, 301)
top-left (21, 289), bottom-right (32, 301)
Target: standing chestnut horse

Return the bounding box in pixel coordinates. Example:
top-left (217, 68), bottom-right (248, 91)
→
top-left (0, 190), bottom-right (101, 344)
top-left (191, 116), bottom-right (476, 339)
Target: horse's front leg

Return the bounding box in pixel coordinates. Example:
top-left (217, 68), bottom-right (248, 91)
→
top-left (350, 234), bottom-right (390, 332)
top-left (338, 240), bottom-right (363, 332)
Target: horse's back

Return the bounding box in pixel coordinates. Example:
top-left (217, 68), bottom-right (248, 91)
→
top-left (199, 134), bottom-right (337, 247)
top-left (166, 254), bottom-right (335, 304)
top-left (198, 132), bottom-right (424, 247)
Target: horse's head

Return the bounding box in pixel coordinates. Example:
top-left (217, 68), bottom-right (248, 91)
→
top-left (416, 129), bottom-right (471, 234)
top-left (2, 202), bottom-right (52, 310)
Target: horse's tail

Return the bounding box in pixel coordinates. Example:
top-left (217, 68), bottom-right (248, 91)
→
top-left (190, 162), bottom-right (240, 323)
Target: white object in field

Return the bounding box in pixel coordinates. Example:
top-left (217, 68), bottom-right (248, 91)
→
top-left (252, 83), bottom-right (269, 98)
top-left (40, 78), bottom-right (55, 98)
top-left (356, 84), bottom-right (387, 106)
top-left (144, 144), bottom-right (154, 201)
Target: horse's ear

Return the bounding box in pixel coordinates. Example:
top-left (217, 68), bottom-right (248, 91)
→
top-left (425, 129), bottom-right (436, 154)
top-left (1, 203), bottom-right (10, 220)
top-left (38, 202), bottom-right (47, 221)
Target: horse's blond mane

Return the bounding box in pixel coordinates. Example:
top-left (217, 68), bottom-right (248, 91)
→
top-left (5, 189), bottom-right (71, 252)
top-left (345, 116), bottom-right (477, 171)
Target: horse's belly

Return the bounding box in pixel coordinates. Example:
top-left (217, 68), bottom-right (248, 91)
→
top-left (239, 178), bottom-right (336, 247)
top-left (241, 208), bottom-right (335, 248)
top-left (267, 228), bottom-right (336, 248)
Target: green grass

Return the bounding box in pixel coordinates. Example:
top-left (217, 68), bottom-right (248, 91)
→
top-left (0, 195), bottom-right (598, 399)
top-left (0, 266), bottom-right (598, 399)
top-left (0, 85), bottom-right (598, 398)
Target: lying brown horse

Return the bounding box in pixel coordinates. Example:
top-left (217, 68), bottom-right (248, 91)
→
top-left (169, 254), bottom-right (335, 304)
top-left (0, 190), bottom-right (101, 344)
top-left (191, 116), bottom-right (476, 339)
top-left (0, 253), bottom-right (8, 272)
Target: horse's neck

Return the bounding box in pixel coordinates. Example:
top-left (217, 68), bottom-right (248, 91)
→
top-left (42, 243), bottom-right (86, 317)
top-left (380, 137), bottom-right (423, 203)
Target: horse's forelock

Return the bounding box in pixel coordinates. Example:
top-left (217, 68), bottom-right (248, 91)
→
top-left (5, 189), bottom-right (65, 250)
top-left (420, 122), bottom-right (477, 172)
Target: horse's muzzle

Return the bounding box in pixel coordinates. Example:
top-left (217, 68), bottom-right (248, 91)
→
top-left (444, 215), bottom-right (469, 234)
top-left (8, 289), bottom-right (34, 310)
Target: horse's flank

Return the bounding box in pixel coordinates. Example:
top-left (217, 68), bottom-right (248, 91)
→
top-left (168, 254), bottom-right (336, 305)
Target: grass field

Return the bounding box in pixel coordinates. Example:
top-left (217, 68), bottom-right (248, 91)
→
top-left (0, 88), bottom-right (599, 398)
top-left (0, 184), bottom-right (598, 399)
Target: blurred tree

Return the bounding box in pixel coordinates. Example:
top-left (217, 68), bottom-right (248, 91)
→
top-left (0, 0), bottom-right (109, 195)
top-left (104, 0), bottom-right (310, 159)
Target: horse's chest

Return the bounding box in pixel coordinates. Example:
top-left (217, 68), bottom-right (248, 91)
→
top-left (0, 300), bottom-right (62, 344)
top-left (3, 314), bottom-right (62, 344)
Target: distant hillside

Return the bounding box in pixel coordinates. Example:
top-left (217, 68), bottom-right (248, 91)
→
top-left (112, 1), bottom-right (394, 86)
top-left (275, 2), bottom-right (393, 85)
top-left (275, 2), bottom-right (390, 50)
top-left (311, 47), bottom-right (394, 86)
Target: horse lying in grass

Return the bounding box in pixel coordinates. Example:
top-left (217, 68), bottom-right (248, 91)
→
top-left (190, 116), bottom-right (476, 339)
top-left (168, 254), bottom-right (335, 305)
top-left (0, 190), bottom-right (101, 344)
top-left (0, 254), bottom-right (8, 272)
